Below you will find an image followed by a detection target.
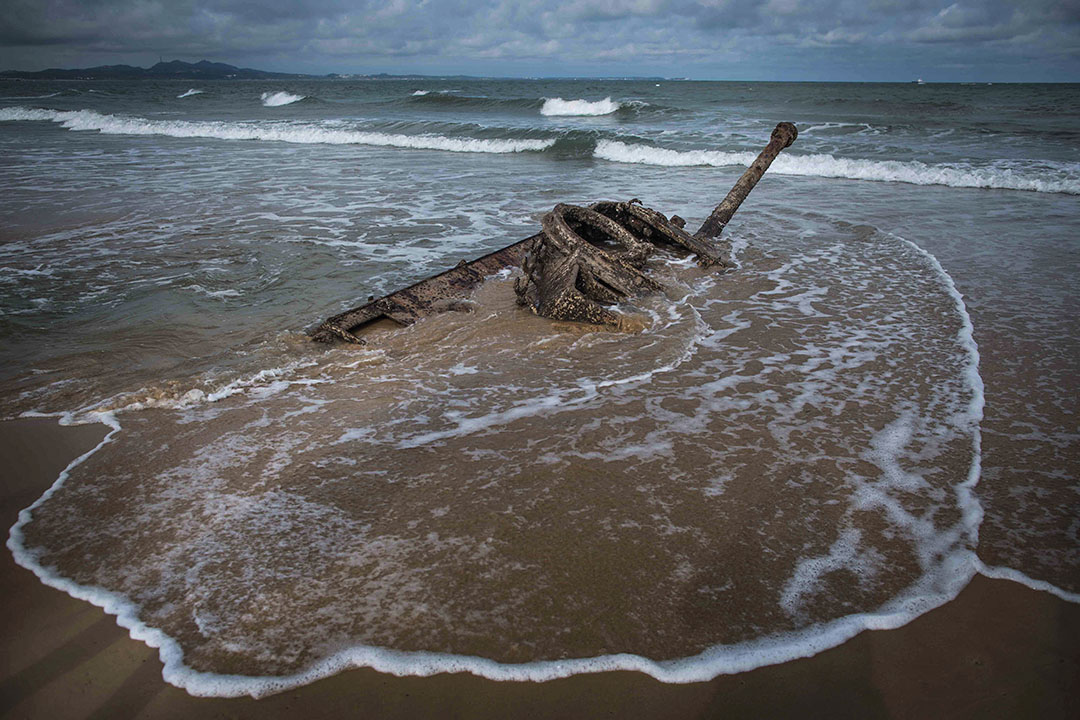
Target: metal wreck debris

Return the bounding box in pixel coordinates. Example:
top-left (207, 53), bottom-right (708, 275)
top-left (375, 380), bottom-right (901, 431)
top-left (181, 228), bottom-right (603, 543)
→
top-left (310, 122), bottom-right (797, 344)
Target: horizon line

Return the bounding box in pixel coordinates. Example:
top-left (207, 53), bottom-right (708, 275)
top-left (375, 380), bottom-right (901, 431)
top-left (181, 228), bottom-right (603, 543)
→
top-left (1, 59), bottom-right (1076, 84)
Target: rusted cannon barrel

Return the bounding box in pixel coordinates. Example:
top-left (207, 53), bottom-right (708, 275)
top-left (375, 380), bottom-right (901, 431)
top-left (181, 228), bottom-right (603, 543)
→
top-left (695, 122), bottom-right (798, 239)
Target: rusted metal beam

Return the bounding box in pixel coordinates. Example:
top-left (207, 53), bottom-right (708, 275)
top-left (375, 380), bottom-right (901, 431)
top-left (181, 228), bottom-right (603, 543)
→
top-left (309, 234), bottom-right (540, 344)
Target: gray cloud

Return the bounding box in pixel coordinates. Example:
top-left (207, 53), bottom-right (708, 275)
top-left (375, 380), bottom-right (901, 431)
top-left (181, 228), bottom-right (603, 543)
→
top-left (1, 0), bottom-right (1076, 80)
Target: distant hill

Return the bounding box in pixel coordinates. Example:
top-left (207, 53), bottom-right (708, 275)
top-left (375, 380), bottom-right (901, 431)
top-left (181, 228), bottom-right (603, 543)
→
top-left (0, 61), bottom-right (677, 82)
top-left (0, 60), bottom-right (319, 80)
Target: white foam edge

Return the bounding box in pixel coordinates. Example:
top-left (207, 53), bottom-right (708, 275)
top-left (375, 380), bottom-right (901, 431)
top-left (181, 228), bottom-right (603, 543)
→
top-left (892, 233), bottom-right (985, 534)
top-left (727, 235), bottom-right (750, 268)
top-left (907, 220), bottom-right (1080, 606)
top-left (540, 97), bottom-right (620, 116)
top-left (261, 91), bottom-right (304, 107)
top-left (85, 358), bottom-right (322, 414)
top-left (0, 107), bottom-right (555, 155)
top-left (2, 453), bottom-right (986, 700)
top-left (777, 233), bottom-right (987, 615)
top-left (886, 235), bottom-right (1080, 609)
top-left (592, 140), bottom-right (1080, 195)
top-left (974, 561), bottom-right (1080, 603)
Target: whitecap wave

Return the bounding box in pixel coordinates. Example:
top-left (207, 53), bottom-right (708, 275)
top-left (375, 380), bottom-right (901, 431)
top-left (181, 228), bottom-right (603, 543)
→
top-left (411, 90), bottom-right (430, 96)
top-left (0, 107), bottom-right (555, 154)
top-left (541, 97), bottom-right (620, 116)
top-left (593, 140), bottom-right (1080, 194)
top-left (0, 91), bottom-right (63, 100)
top-left (177, 89), bottom-right (204, 99)
top-left (261, 91), bottom-right (304, 107)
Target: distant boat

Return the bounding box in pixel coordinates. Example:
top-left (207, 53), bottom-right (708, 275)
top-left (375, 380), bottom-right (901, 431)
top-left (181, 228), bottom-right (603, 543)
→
top-left (913, 78), bottom-right (926, 85)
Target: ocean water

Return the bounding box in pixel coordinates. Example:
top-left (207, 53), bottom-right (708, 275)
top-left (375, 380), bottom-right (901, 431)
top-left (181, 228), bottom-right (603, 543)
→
top-left (1, 78), bottom-right (1077, 696)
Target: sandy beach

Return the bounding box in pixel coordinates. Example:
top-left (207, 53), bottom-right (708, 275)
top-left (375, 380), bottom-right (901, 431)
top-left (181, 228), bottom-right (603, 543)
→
top-left (1, 416), bottom-right (1076, 719)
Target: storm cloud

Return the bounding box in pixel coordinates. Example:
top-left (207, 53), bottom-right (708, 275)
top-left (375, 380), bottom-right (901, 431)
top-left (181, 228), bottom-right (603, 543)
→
top-left (2, 0), bottom-right (1077, 80)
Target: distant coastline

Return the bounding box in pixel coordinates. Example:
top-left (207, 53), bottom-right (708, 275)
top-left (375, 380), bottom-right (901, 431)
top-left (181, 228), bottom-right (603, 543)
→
top-left (0, 59), bottom-right (323, 80)
top-left (0, 59), bottom-right (670, 81)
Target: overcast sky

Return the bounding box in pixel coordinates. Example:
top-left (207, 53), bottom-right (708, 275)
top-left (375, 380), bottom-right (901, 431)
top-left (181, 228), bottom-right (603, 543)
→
top-left (2, 0), bottom-right (1077, 81)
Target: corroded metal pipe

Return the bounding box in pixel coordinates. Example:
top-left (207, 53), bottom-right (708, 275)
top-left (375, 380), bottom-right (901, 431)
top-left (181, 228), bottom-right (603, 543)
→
top-left (695, 122), bottom-right (798, 240)
top-left (309, 237), bottom-right (538, 344)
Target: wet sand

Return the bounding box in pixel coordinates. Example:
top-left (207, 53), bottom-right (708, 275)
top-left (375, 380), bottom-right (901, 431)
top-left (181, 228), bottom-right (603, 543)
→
top-left (1, 416), bottom-right (1077, 719)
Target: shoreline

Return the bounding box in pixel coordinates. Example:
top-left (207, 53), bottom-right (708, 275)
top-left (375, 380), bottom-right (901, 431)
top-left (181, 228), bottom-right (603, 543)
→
top-left (2, 416), bottom-right (1077, 718)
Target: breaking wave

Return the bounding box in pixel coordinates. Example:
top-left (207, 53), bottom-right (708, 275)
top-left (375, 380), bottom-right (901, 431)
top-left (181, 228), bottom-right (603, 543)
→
top-left (0, 91), bottom-right (64, 100)
top-left (4, 105), bottom-right (1073, 193)
top-left (541, 97), bottom-right (621, 116)
top-left (0, 107), bottom-right (555, 154)
top-left (402, 92), bottom-right (660, 118)
top-left (404, 93), bottom-right (654, 118)
top-left (410, 89), bottom-right (459, 97)
top-left (261, 91), bottom-right (304, 107)
top-left (594, 140), bottom-right (1080, 194)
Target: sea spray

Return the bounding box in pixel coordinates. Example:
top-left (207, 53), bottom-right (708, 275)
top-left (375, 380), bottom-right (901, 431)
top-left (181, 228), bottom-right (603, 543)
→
top-left (3, 106), bottom-right (1075, 193)
top-left (261, 91), bottom-right (305, 107)
top-left (541, 97), bottom-right (621, 116)
top-left (594, 140), bottom-right (1080, 194)
top-left (0, 107), bottom-right (555, 153)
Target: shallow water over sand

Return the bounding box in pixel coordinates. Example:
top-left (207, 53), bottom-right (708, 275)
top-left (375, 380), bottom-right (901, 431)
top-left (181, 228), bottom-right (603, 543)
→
top-left (15, 222), bottom-right (983, 689)
top-left (2, 78), bottom-right (1077, 694)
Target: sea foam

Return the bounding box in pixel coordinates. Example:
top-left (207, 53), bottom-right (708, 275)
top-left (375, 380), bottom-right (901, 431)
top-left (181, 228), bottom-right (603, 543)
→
top-left (261, 91), bottom-right (305, 107)
top-left (5, 229), bottom-right (1005, 698)
top-left (541, 97), bottom-right (621, 116)
top-left (0, 107), bottom-right (555, 154)
top-left (594, 140), bottom-right (1080, 194)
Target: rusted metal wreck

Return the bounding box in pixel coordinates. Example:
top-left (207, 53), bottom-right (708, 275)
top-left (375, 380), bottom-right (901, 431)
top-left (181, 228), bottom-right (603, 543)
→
top-left (310, 122), bottom-right (797, 344)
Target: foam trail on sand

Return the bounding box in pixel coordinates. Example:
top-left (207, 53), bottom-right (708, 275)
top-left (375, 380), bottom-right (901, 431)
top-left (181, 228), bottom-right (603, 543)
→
top-left (541, 97), bottom-right (620, 116)
top-left (88, 359), bottom-right (323, 413)
top-left (594, 140), bottom-right (1080, 194)
top-left (885, 237), bottom-right (1080, 598)
top-left (0, 107), bottom-right (555, 154)
top-left (4, 440), bottom-right (983, 699)
top-left (7, 230), bottom-right (1008, 698)
top-left (976, 561), bottom-right (1080, 604)
top-left (894, 233), bottom-right (985, 551)
top-left (6, 404), bottom-right (980, 697)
